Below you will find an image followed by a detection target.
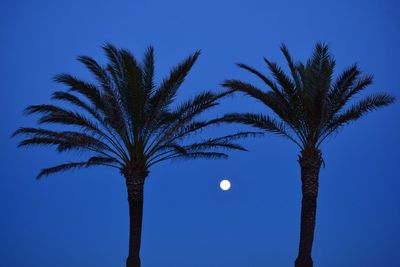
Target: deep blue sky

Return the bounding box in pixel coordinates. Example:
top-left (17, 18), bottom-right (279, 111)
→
top-left (1, 0), bottom-right (399, 266)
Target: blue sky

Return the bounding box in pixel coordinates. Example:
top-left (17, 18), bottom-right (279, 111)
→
top-left (0, 0), bottom-right (399, 266)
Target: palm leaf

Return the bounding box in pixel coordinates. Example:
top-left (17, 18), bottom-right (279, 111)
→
top-left (37, 157), bottom-right (117, 179)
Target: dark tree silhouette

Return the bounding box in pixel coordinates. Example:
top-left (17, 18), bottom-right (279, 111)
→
top-left (220, 43), bottom-right (395, 267)
top-left (13, 44), bottom-right (258, 267)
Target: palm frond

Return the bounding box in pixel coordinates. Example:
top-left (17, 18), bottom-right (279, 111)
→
top-left (18, 137), bottom-right (63, 148)
top-left (236, 63), bottom-right (286, 100)
top-left (263, 58), bottom-right (296, 101)
top-left (176, 152), bottom-right (228, 160)
top-left (186, 140), bottom-right (248, 152)
top-left (13, 127), bottom-right (112, 154)
top-left (12, 127), bottom-right (58, 138)
top-left (54, 74), bottom-right (105, 111)
top-left (148, 51), bottom-right (200, 114)
top-left (219, 113), bottom-right (302, 147)
top-left (222, 80), bottom-right (293, 122)
top-left (119, 48), bottom-right (143, 127)
top-left (37, 156), bottom-right (117, 179)
top-left (142, 46), bottom-right (155, 96)
top-left (329, 94), bottom-right (394, 128)
top-left (162, 91), bottom-right (220, 133)
top-left (328, 73), bottom-right (373, 117)
top-left (327, 65), bottom-right (361, 114)
top-left (51, 91), bottom-right (103, 121)
top-left (77, 55), bottom-right (111, 90)
top-left (211, 131), bottom-right (264, 141)
top-left (329, 65), bottom-right (360, 99)
top-left (318, 93), bottom-right (395, 145)
top-left (181, 132), bottom-right (263, 153)
top-left (26, 104), bottom-right (100, 132)
top-left (280, 43), bottom-right (301, 89)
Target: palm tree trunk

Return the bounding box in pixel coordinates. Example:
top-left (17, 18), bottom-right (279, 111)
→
top-left (295, 146), bottom-right (322, 267)
top-left (124, 168), bottom-right (149, 267)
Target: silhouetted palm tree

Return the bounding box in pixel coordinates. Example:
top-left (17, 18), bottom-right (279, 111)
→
top-left (221, 43), bottom-right (395, 267)
top-left (13, 44), bottom-right (258, 267)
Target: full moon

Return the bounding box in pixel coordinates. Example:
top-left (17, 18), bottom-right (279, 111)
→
top-left (219, 179), bottom-right (231, 191)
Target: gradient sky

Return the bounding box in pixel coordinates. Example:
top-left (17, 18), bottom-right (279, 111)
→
top-left (1, 0), bottom-right (399, 266)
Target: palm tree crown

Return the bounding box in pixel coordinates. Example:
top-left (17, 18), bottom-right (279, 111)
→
top-left (13, 44), bottom-right (257, 177)
top-left (221, 43), bottom-right (395, 267)
top-left (222, 43), bottom-right (394, 150)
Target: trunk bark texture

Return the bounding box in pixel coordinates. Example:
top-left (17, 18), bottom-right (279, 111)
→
top-left (123, 167), bottom-right (149, 267)
top-left (295, 146), bottom-right (322, 267)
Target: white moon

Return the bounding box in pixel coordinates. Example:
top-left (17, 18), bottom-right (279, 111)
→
top-left (219, 179), bottom-right (231, 191)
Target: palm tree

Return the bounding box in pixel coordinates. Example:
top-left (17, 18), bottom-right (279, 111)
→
top-left (13, 44), bottom-right (259, 267)
top-left (220, 43), bottom-right (395, 267)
